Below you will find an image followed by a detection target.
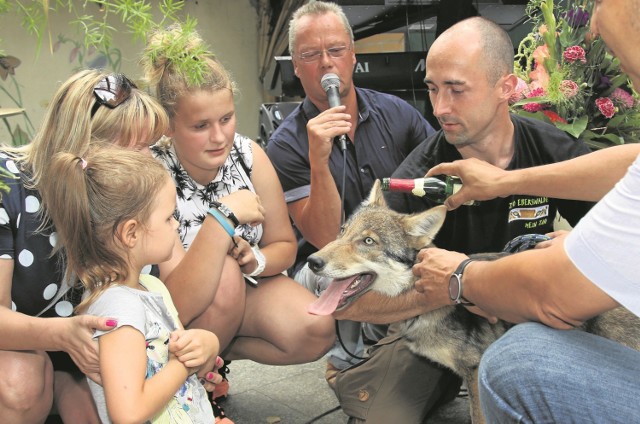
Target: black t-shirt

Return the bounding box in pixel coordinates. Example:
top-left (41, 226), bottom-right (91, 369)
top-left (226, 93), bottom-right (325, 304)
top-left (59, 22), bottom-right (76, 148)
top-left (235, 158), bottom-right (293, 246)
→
top-left (385, 114), bottom-right (595, 254)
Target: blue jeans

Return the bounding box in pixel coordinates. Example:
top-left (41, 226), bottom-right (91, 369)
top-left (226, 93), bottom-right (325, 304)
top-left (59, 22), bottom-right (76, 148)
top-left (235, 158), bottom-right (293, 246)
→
top-left (479, 322), bottom-right (640, 424)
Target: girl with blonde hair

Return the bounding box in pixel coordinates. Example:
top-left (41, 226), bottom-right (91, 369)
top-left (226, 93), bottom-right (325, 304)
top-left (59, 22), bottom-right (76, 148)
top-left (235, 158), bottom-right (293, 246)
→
top-left (40, 147), bottom-right (220, 423)
top-left (140, 24), bottom-right (336, 416)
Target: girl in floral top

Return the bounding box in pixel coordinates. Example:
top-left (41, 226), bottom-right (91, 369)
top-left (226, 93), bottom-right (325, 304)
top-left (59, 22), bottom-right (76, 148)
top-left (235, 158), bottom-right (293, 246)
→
top-left (140, 25), bottom-right (335, 405)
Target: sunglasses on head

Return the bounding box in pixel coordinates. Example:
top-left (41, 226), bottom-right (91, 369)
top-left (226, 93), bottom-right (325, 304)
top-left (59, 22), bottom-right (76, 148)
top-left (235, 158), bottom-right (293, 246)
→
top-left (90, 74), bottom-right (137, 118)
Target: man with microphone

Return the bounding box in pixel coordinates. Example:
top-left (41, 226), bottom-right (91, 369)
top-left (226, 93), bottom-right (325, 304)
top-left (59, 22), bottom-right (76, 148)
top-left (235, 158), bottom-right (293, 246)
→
top-left (266, 2), bottom-right (446, 423)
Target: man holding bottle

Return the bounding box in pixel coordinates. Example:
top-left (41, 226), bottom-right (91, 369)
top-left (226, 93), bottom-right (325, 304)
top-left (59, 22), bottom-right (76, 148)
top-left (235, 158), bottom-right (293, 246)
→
top-left (326, 15), bottom-right (595, 420)
top-left (335, 16), bottom-right (595, 325)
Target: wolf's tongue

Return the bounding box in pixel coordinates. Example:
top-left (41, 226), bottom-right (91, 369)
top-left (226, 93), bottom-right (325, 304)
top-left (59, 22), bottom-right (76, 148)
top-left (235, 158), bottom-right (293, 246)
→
top-left (308, 276), bottom-right (357, 315)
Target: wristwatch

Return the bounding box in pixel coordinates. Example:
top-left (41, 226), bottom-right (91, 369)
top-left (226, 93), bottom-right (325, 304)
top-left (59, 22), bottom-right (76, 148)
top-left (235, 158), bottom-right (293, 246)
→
top-left (448, 258), bottom-right (475, 305)
top-left (210, 200), bottom-right (239, 227)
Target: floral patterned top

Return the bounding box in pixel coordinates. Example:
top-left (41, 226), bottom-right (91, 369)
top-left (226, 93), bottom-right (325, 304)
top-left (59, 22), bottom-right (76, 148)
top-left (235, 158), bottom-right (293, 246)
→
top-left (152, 133), bottom-right (263, 249)
top-left (87, 275), bottom-right (213, 423)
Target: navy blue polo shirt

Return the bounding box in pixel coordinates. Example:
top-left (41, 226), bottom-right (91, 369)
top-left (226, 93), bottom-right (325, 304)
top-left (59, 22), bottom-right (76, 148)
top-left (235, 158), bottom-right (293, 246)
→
top-left (267, 87), bottom-right (435, 270)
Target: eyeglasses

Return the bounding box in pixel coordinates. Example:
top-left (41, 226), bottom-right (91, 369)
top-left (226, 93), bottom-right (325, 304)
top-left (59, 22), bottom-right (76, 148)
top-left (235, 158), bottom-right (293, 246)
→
top-left (297, 45), bottom-right (350, 63)
top-left (90, 74), bottom-right (137, 118)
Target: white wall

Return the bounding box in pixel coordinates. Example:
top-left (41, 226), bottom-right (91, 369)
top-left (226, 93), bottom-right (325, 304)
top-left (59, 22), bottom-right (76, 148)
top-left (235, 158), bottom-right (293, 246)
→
top-left (0, 0), bottom-right (263, 143)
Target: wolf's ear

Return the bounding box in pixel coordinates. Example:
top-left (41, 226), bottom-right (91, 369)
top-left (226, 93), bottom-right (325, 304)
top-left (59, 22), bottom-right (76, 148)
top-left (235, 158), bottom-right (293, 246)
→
top-left (366, 179), bottom-right (387, 207)
top-left (402, 205), bottom-right (447, 248)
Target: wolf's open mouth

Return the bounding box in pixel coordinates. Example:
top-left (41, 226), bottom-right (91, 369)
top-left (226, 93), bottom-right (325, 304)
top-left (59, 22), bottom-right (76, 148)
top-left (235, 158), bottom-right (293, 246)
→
top-left (308, 273), bottom-right (376, 316)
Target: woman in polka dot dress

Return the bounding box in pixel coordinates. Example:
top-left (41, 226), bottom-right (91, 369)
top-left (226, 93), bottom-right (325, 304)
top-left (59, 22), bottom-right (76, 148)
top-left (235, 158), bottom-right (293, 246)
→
top-left (0, 70), bottom-right (169, 423)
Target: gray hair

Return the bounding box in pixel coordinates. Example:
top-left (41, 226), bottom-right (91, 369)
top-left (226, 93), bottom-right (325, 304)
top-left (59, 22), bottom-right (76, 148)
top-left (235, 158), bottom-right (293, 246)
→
top-left (288, 1), bottom-right (354, 55)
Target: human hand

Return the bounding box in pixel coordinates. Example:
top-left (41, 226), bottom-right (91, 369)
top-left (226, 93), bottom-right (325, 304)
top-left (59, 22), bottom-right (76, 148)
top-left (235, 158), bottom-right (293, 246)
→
top-left (61, 315), bottom-right (118, 384)
top-left (306, 105), bottom-right (351, 166)
top-left (426, 158), bottom-right (509, 210)
top-left (219, 189), bottom-right (265, 226)
top-left (197, 356), bottom-right (226, 393)
top-left (169, 329), bottom-right (220, 375)
top-left (413, 248), bottom-right (469, 306)
top-left (535, 230), bottom-right (570, 249)
top-left (413, 250), bottom-right (499, 323)
top-left (229, 237), bottom-right (258, 274)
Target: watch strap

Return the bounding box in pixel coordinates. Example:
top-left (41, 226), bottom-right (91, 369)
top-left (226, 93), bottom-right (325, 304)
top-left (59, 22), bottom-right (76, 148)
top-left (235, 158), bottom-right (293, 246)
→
top-left (450, 258), bottom-right (475, 305)
top-left (211, 200), bottom-right (240, 227)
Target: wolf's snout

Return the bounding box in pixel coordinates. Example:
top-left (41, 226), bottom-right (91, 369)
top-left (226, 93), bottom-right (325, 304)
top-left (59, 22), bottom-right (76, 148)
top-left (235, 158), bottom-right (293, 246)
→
top-left (307, 255), bottom-right (326, 272)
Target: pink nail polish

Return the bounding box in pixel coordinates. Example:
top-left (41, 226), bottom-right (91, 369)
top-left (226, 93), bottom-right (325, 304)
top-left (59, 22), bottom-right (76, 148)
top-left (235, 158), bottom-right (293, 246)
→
top-left (106, 319), bottom-right (118, 327)
top-left (206, 372), bottom-right (214, 380)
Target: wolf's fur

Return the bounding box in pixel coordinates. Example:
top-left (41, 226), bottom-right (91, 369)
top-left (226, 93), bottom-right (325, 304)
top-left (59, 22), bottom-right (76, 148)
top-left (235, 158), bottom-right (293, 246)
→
top-left (307, 181), bottom-right (640, 424)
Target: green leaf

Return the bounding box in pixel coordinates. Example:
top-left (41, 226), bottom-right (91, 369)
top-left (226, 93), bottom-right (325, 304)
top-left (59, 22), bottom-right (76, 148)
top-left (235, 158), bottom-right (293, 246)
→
top-left (555, 115), bottom-right (588, 138)
top-left (10, 124), bottom-right (30, 146)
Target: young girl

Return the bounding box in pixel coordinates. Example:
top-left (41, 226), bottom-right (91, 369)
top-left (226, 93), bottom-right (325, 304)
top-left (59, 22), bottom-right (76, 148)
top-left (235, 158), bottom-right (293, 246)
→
top-left (40, 147), bottom-right (220, 423)
top-left (141, 26), bottom-right (334, 358)
top-left (140, 24), bottom-right (336, 419)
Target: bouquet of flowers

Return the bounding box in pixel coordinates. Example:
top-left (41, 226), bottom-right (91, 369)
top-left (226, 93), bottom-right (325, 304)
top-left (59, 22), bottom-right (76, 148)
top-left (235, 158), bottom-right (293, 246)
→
top-left (510, 0), bottom-right (640, 150)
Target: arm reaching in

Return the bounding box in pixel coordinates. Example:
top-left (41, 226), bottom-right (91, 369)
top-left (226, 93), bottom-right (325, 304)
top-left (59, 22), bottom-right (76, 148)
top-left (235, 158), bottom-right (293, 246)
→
top-left (427, 144), bottom-right (640, 209)
top-left (413, 244), bottom-right (619, 328)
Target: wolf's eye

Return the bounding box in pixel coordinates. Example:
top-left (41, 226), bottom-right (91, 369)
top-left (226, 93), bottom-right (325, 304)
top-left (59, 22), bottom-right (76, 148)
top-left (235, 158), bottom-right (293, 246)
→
top-left (363, 237), bottom-right (375, 245)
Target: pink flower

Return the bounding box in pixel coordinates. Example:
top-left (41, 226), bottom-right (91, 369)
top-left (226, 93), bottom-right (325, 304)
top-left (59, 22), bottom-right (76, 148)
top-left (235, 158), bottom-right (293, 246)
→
top-left (529, 45), bottom-right (551, 91)
top-left (509, 77), bottom-right (529, 104)
top-left (610, 88), bottom-right (635, 109)
top-left (523, 87), bottom-right (546, 112)
top-left (560, 80), bottom-right (580, 98)
top-left (595, 97), bottom-right (616, 118)
top-left (563, 46), bottom-right (587, 64)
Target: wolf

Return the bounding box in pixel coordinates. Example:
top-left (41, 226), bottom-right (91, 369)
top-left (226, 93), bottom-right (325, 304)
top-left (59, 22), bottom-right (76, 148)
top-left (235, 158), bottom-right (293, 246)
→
top-left (307, 180), bottom-right (640, 424)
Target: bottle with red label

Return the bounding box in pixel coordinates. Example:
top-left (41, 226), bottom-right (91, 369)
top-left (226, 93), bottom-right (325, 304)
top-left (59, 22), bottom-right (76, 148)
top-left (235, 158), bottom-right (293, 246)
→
top-left (380, 176), bottom-right (478, 206)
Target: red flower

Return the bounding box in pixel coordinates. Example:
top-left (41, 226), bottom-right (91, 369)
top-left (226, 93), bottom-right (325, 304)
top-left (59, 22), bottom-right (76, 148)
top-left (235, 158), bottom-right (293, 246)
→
top-left (523, 102), bottom-right (545, 112)
top-left (542, 110), bottom-right (567, 124)
top-left (595, 97), bottom-right (616, 118)
top-left (522, 87), bottom-right (546, 112)
top-left (563, 46), bottom-right (587, 64)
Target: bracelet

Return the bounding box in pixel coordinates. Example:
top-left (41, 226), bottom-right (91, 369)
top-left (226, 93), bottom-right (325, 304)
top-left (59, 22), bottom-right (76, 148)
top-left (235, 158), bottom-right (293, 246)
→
top-left (210, 200), bottom-right (240, 227)
top-left (207, 207), bottom-right (235, 238)
top-left (247, 245), bottom-right (266, 277)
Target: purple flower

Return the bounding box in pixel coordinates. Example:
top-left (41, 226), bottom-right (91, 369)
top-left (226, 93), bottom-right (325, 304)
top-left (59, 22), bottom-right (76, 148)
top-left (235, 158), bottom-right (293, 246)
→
top-left (597, 76), bottom-right (612, 90)
top-left (563, 7), bottom-right (590, 28)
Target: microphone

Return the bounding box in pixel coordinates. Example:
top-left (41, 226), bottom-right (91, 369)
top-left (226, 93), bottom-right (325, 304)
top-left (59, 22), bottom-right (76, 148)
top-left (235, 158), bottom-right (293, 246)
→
top-left (320, 73), bottom-right (348, 151)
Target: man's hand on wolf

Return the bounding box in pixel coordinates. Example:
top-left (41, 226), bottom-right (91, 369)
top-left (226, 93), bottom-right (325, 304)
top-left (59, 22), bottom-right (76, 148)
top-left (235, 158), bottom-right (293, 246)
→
top-left (413, 248), bottom-right (498, 324)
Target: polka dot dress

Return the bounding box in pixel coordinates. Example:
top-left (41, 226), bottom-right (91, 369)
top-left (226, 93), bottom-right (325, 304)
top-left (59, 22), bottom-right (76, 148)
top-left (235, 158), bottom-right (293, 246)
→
top-left (0, 152), bottom-right (76, 317)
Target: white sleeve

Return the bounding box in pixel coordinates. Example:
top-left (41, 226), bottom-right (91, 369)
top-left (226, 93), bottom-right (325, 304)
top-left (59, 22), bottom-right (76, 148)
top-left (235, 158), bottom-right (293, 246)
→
top-left (564, 154), bottom-right (640, 317)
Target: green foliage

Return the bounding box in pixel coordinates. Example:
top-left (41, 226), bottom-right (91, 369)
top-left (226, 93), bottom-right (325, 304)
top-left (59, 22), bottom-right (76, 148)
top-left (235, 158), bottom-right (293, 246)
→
top-left (1, 1), bottom-right (210, 91)
top-left (2, 1), bottom-right (185, 61)
top-left (143, 16), bottom-right (212, 86)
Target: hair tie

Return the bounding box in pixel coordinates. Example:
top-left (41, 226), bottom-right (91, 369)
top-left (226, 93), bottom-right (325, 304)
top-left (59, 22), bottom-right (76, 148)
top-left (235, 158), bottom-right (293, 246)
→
top-left (80, 158), bottom-right (88, 169)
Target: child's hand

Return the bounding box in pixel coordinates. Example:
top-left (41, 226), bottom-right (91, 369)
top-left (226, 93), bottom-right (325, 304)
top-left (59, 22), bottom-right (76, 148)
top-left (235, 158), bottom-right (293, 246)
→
top-left (169, 329), bottom-right (219, 374)
top-left (229, 237), bottom-right (258, 275)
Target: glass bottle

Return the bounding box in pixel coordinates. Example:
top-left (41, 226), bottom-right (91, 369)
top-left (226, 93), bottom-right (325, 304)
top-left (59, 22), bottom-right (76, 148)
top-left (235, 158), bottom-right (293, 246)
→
top-left (380, 176), bottom-right (478, 206)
